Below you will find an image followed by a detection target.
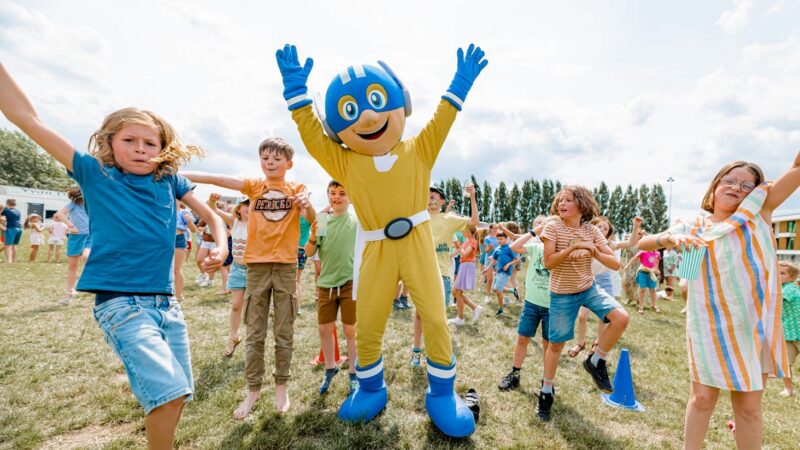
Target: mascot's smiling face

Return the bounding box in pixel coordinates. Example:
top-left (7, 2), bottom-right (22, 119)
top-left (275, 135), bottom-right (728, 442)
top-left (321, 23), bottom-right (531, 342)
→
top-left (324, 64), bottom-right (407, 156)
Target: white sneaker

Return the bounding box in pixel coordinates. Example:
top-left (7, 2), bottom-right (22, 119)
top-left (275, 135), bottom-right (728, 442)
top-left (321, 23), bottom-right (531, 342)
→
top-left (194, 273), bottom-right (204, 284)
top-left (471, 306), bottom-right (484, 324)
top-left (484, 296), bottom-right (491, 304)
top-left (448, 317), bottom-right (466, 326)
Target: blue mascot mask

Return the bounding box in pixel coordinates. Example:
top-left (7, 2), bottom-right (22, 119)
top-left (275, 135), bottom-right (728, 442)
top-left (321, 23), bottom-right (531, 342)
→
top-left (317, 61), bottom-right (412, 149)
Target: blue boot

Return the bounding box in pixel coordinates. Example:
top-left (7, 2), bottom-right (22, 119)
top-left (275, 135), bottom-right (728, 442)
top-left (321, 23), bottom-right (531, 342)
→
top-left (338, 357), bottom-right (388, 422)
top-left (425, 357), bottom-right (476, 438)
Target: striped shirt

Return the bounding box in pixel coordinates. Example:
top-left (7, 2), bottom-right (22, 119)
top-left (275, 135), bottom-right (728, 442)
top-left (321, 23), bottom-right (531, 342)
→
top-left (672, 184), bottom-right (787, 392)
top-left (541, 220), bottom-right (607, 294)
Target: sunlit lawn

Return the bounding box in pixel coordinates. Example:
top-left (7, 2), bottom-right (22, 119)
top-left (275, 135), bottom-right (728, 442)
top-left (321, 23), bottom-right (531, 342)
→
top-left (1, 232), bottom-right (798, 449)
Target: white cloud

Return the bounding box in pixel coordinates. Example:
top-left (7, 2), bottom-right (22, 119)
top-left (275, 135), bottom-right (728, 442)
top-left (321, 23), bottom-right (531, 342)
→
top-left (715, 0), bottom-right (755, 34)
top-left (628, 95), bottom-right (657, 126)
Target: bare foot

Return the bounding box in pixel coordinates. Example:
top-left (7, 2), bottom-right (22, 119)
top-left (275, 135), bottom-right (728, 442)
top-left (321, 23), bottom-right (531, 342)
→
top-left (275, 384), bottom-right (290, 413)
top-left (233, 389), bottom-right (261, 420)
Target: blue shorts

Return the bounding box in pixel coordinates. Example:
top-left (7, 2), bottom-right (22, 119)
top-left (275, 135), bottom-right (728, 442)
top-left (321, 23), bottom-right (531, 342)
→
top-left (66, 234), bottom-right (91, 257)
top-left (442, 276), bottom-right (452, 306)
top-left (492, 271), bottom-right (511, 292)
top-left (636, 271), bottom-right (657, 289)
top-left (548, 284), bottom-right (622, 343)
top-left (227, 263), bottom-right (247, 290)
top-left (175, 233), bottom-right (187, 250)
top-left (4, 227), bottom-right (22, 245)
top-left (518, 301), bottom-right (550, 340)
top-left (93, 295), bottom-right (193, 414)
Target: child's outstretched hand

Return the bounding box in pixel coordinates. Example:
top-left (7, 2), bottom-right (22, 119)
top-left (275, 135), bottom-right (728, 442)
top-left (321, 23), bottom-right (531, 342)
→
top-left (208, 193), bottom-right (221, 207)
top-left (669, 234), bottom-right (707, 251)
top-left (203, 246), bottom-right (228, 272)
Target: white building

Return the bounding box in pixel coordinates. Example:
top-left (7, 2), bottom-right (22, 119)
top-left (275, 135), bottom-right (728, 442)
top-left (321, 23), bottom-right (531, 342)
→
top-left (0, 185), bottom-right (69, 222)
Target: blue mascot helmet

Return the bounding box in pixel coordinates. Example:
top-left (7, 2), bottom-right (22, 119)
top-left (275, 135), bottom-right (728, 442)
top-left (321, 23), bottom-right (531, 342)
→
top-left (317, 61), bottom-right (412, 144)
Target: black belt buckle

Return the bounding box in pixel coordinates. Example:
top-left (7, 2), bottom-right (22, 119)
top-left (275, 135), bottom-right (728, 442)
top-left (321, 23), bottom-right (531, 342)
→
top-left (384, 217), bottom-right (414, 240)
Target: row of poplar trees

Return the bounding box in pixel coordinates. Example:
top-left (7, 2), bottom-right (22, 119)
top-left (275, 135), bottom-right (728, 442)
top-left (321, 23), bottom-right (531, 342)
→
top-left (434, 176), bottom-right (669, 234)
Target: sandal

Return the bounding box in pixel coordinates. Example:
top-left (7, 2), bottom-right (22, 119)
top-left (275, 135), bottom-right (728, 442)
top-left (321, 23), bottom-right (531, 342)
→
top-left (223, 336), bottom-right (241, 358)
top-left (567, 342), bottom-right (586, 358)
top-left (653, 307), bottom-right (662, 313)
top-left (638, 308), bottom-right (644, 314)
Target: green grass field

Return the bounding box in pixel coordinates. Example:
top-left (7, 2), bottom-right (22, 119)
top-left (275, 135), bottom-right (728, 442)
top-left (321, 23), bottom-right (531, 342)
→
top-left (1, 234), bottom-right (798, 449)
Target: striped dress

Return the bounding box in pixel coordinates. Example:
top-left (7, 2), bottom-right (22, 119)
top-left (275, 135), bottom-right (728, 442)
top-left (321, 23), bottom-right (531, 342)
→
top-left (670, 185), bottom-right (788, 391)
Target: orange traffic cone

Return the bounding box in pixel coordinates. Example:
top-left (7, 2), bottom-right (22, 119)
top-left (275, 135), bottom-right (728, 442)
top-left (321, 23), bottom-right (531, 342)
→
top-left (310, 326), bottom-right (348, 366)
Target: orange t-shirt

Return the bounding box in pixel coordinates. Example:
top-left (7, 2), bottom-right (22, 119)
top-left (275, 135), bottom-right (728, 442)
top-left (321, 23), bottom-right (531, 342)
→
top-left (460, 238), bottom-right (478, 263)
top-left (240, 178), bottom-right (305, 264)
top-left (541, 220), bottom-right (607, 294)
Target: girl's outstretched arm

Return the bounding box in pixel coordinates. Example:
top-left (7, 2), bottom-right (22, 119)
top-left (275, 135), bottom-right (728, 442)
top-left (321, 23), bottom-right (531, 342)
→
top-left (763, 149), bottom-right (800, 217)
top-left (181, 171), bottom-right (245, 192)
top-left (0, 64), bottom-right (74, 171)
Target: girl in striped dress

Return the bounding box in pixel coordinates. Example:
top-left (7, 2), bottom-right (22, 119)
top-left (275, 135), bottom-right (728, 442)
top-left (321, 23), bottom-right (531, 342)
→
top-left (639, 153), bottom-right (800, 450)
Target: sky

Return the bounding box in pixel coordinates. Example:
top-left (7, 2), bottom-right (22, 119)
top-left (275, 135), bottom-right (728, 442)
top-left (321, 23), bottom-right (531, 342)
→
top-left (1, 0), bottom-right (799, 224)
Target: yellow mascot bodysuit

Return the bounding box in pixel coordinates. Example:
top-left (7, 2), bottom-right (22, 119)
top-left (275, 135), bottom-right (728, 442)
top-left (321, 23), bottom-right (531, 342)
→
top-left (276, 44), bottom-right (487, 438)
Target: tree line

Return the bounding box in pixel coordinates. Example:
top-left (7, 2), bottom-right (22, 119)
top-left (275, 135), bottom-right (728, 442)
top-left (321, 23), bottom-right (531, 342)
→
top-left (434, 176), bottom-right (669, 234)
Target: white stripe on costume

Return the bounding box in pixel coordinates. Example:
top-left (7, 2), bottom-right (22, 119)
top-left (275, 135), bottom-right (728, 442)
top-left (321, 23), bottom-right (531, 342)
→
top-left (339, 69), bottom-right (351, 84)
top-left (442, 91), bottom-right (464, 107)
top-left (427, 363), bottom-right (456, 379)
top-left (356, 359), bottom-right (383, 379)
top-left (286, 94), bottom-right (308, 108)
top-left (353, 65), bottom-right (366, 78)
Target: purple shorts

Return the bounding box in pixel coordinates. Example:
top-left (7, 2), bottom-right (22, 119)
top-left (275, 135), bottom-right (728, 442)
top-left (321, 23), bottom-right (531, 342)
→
top-left (453, 261), bottom-right (476, 291)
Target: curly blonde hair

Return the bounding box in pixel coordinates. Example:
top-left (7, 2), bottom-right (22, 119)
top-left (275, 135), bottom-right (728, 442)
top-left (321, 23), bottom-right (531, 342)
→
top-left (88, 108), bottom-right (204, 180)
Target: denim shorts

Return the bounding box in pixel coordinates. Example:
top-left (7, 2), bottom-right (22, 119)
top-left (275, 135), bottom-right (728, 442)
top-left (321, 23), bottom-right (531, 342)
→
top-left (228, 262), bottom-right (247, 290)
top-left (518, 301), bottom-right (550, 340)
top-left (636, 271), bottom-right (657, 289)
top-left (93, 295), bottom-right (193, 414)
top-left (66, 233), bottom-right (91, 257)
top-left (492, 271), bottom-right (511, 292)
top-left (548, 284), bottom-right (622, 343)
top-left (175, 233), bottom-right (187, 250)
top-left (4, 227), bottom-right (21, 245)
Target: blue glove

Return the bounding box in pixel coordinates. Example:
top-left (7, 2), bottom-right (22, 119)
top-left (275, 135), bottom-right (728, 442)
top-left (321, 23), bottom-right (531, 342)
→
top-left (275, 44), bottom-right (314, 111)
top-left (443, 44), bottom-right (488, 111)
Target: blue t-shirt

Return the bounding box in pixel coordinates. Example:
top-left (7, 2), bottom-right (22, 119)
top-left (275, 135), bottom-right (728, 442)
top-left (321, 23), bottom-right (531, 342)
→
top-left (66, 201), bottom-right (90, 234)
top-left (1, 207), bottom-right (21, 228)
top-left (484, 236), bottom-right (498, 257)
top-left (492, 244), bottom-right (516, 275)
top-left (68, 152), bottom-right (192, 294)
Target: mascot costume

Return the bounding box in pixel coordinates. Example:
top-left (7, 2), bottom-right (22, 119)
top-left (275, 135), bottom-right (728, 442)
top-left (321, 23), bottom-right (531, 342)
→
top-left (276, 43), bottom-right (487, 438)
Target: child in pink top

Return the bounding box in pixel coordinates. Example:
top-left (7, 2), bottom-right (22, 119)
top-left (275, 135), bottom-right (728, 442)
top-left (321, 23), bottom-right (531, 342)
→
top-left (622, 249), bottom-right (661, 313)
top-left (47, 216), bottom-right (68, 262)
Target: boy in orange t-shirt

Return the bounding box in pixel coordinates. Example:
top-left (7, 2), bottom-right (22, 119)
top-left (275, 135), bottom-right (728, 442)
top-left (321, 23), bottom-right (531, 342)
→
top-left (183, 137), bottom-right (315, 418)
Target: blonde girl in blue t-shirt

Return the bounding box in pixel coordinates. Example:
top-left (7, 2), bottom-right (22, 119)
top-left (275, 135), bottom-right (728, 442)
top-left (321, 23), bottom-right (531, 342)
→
top-left (0, 63), bottom-right (228, 449)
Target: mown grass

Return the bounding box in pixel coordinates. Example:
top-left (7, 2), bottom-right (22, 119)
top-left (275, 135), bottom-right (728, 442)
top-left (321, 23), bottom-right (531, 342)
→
top-left (1, 232), bottom-right (798, 449)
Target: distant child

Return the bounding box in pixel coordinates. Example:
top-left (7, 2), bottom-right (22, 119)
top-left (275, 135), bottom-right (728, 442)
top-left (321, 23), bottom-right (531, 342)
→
top-left (498, 215), bottom-right (557, 391)
top-left (25, 213), bottom-right (44, 261)
top-left (0, 63), bottom-right (228, 448)
top-left (662, 247), bottom-right (680, 295)
top-left (535, 186), bottom-right (629, 421)
top-left (412, 185), bottom-right (478, 363)
top-left (482, 232), bottom-right (521, 316)
top-left (173, 201), bottom-right (197, 301)
top-left (779, 260), bottom-right (800, 397)
top-left (449, 224), bottom-right (484, 325)
top-left (623, 248), bottom-right (661, 314)
top-left (54, 187), bottom-right (91, 304)
top-left (638, 154), bottom-right (799, 449)
top-left (0, 198), bottom-right (22, 263)
top-left (183, 137), bottom-right (315, 418)
top-left (208, 193), bottom-right (250, 357)
top-left (304, 180), bottom-right (358, 395)
top-left (482, 224), bottom-right (499, 302)
top-left (46, 215), bottom-right (68, 263)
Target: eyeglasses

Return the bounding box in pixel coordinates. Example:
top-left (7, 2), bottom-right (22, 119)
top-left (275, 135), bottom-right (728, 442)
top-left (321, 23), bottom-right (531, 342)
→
top-left (720, 177), bottom-right (756, 193)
